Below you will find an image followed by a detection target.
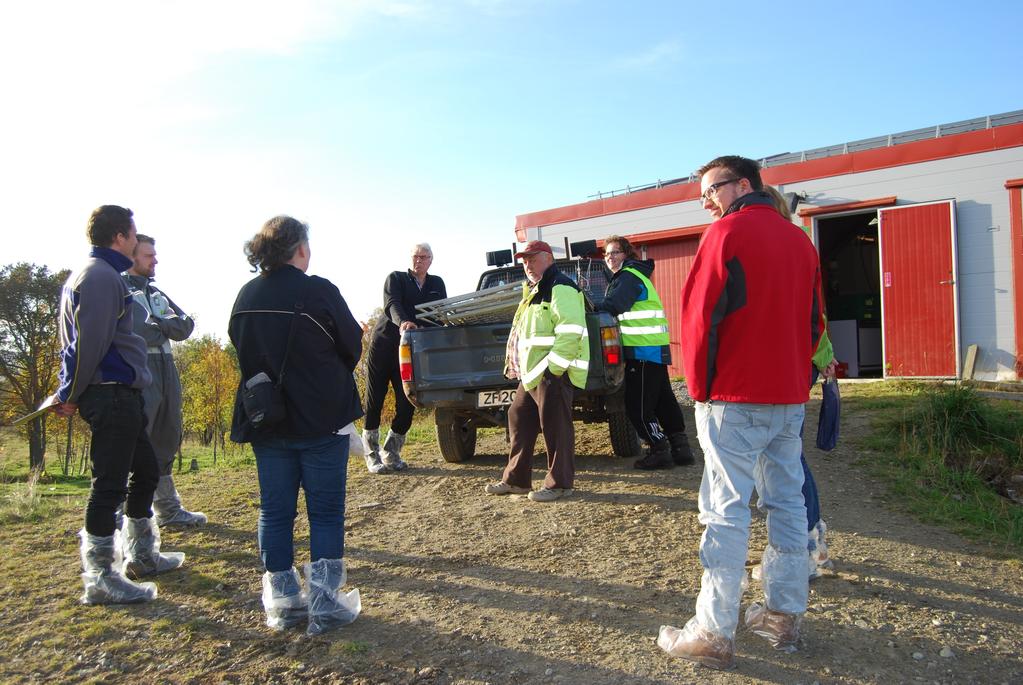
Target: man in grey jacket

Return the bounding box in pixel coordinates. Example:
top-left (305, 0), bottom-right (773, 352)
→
top-left (124, 235), bottom-right (206, 527)
top-left (55, 205), bottom-right (185, 605)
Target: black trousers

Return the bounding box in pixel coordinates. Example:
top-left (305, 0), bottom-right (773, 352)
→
top-left (624, 359), bottom-right (686, 447)
top-left (78, 385), bottom-right (160, 536)
top-left (363, 338), bottom-right (415, 435)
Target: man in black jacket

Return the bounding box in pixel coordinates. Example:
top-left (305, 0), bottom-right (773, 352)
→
top-left (361, 243), bottom-right (446, 473)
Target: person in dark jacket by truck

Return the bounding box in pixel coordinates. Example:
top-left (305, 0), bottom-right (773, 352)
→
top-left (597, 235), bottom-right (695, 470)
top-left (362, 243), bottom-right (446, 473)
top-left (229, 215), bottom-right (363, 634)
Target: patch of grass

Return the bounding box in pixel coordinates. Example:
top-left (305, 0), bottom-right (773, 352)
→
top-left (178, 439), bottom-right (255, 472)
top-left (0, 468), bottom-right (55, 522)
top-left (329, 640), bottom-right (370, 655)
top-left (151, 618), bottom-right (178, 634)
top-left (79, 622), bottom-right (120, 640)
top-left (861, 382), bottom-right (1023, 551)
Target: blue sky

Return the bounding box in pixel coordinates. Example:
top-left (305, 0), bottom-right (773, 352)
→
top-left (2, 0), bottom-right (1020, 336)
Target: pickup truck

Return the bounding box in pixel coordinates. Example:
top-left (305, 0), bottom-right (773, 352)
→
top-left (399, 258), bottom-right (641, 463)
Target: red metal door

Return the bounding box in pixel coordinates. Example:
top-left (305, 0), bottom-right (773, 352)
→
top-left (878, 201), bottom-right (959, 377)
top-left (643, 237), bottom-right (701, 378)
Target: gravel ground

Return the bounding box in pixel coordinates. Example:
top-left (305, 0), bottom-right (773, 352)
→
top-left (3, 388), bottom-right (1021, 684)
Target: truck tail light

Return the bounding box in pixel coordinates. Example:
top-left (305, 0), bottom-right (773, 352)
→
top-left (399, 339), bottom-right (414, 381)
top-left (600, 326), bottom-right (621, 366)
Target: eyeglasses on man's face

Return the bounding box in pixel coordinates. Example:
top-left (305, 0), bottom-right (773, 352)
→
top-left (412, 254), bottom-right (432, 261)
top-left (604, 250), bottom-right (623, 257)
top-left (700, 177), bottom-right (740, 202)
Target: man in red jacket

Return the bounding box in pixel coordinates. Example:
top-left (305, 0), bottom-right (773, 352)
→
top-left (657, 156), bottom-right (826, 669)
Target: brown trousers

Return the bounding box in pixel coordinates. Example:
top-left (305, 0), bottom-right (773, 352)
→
top-left (503, 371), bottom-right (575, 490)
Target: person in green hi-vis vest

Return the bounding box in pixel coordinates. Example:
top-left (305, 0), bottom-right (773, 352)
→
top-left (596, 234), bottom-right (696, 470)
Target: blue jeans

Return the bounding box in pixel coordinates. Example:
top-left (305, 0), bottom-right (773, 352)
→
top-left (801, 454), bottom-right (820, 532)
top-left (694, 401), bottom-right (808, 639)
top-left (253, 434), bottom-right (349, 573)
top-left (801, 368), bottom-right (821, 533)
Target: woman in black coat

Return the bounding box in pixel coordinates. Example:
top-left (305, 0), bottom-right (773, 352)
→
top-left (229, 215), bottom-right (363, 635)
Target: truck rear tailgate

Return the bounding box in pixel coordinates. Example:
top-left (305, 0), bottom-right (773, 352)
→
top-left (406, 323), bottom-right (513, 398)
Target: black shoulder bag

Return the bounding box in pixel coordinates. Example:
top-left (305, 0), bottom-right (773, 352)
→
top-left (241, 296), bottom-right (306, 428)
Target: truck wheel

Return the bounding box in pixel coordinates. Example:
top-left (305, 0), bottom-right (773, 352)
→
top-left (608, 412), bottom-right (641, 457)
top-left (435, 409), bottom-right (478, 463)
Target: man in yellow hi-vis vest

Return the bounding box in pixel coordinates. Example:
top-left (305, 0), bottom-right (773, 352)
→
top-left (597, 235), bottom-right (695, 469)
top-left (484, 241), bottom-right (588, 503)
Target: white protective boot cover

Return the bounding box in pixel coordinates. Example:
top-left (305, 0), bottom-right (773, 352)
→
top-left (79, 529), bottom-right (157, 605)
top-left (381, 430), bottom-right (408, 471)
top-left (305, 558), bottom-right (361, 636)
top-left (261, 567), bottom-right (308, 630)
top-left (362, 429), bottom-right (389, 474)
top-left (154, 475), bottom-right (208, 527)
top-left (122, 517), bottom-right (186, 578)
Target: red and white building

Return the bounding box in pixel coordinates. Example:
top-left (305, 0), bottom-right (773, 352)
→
top-left (514, 110), bottom-right (1023, 381)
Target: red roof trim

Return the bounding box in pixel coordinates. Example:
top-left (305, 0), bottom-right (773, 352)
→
top-left (798, 196), bottom-right (897, 218)
top-left (626, 223), bottom-right (709, 244)
top-left (516, 122), bottom-right (1023, 231)
top-left (1005, 178), bottom-right (1023, 189)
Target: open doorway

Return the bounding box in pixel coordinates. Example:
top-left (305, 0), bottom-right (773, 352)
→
top-left (816, 211), bottom-right (883, 378)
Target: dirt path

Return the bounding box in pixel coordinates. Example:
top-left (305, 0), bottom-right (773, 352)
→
top-left (3, 394), bottom-right (1022, 684)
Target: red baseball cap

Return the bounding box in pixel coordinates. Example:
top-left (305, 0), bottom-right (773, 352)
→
top-left (514, 240), bottom-right (553, 258)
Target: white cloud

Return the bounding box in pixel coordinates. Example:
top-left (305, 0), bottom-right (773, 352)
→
top-left (612, 40), bottom-right (682, 71)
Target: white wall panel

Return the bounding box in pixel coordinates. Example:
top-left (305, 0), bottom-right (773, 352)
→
top-left (536, 146), bottom-right (1023, 380)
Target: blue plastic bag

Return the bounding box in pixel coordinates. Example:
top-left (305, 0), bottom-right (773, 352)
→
top-left (816, 377), bottom-right (840, 451)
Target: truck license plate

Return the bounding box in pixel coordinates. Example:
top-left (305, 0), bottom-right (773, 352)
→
top-left (477, 389), bottom-right (517, 407)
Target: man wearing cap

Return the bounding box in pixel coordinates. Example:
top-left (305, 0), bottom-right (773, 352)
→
top-left (484, 240), bottom-right (588, 503)
top-left (124, 234), bottom-right (206, 527)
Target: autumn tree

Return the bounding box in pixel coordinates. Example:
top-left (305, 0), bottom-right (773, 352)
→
top-left (176, 335), bottom-right (239, 462)
top-left (356, 307), bottom-right (394, 425)
top-left (0, 263), bottom-right (70, 471)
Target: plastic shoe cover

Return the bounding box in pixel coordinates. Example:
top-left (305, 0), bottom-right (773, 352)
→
top-left (381, 430), bottom-right (408, 471)
top-left (158, 508), bottom-right (208, 527)
top-left (657, 617), bottom-right (736, 670)
top-left (261, 568), bottom-right (308, 630)
top-left (808, 520), bottom-right (833, 576)
top-left (79, 529), bottom-right (157, 605)
top-left (305, 558), bottom-right (361, 636)
top-left (122, 517), bottom-right (186, 578)
top-left (364, 453), bottom-right (390, 474)
top-left (745, 602), bottom-right (801, 652)
top-left (362, 429), bottom-right (390, 474)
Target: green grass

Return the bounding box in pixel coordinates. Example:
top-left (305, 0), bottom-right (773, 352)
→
top-left (0, 468), bottom-right (57, 522)
top-left (4, 388), bottom-right (1021, 554)
top-left (850, 381), bottom-right (1023, 551)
